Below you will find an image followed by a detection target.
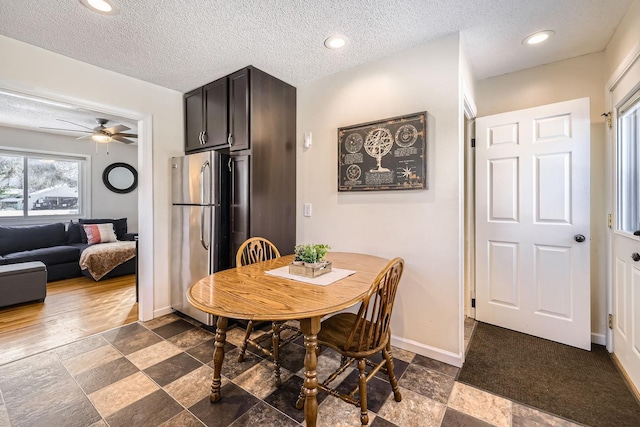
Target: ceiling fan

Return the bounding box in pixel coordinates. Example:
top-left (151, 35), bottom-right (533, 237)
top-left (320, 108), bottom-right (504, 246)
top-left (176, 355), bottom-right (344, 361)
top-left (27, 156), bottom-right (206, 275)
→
top-left (40, 118), bottom-right (138, 144)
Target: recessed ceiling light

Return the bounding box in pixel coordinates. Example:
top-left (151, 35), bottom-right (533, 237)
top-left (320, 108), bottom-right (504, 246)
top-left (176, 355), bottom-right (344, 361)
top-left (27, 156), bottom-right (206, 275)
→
top-left (522, 30), bottom-right (555, 46)
top-left (324, 35), bottom-right (348, 50)
top-left (80, 0), bottom-right (118, 15)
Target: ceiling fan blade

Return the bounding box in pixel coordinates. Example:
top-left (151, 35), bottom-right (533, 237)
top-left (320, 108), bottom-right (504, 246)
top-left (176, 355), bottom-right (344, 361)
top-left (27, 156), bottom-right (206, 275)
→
top-left (39, 127), bottom-right (92, 133)
top-left (56, 119), bottom-right (94, 130)
top-left (104, 124), bottom-right (130, 134)
top-left (111, 135), bottom-right (135, 144)
top-left (76, 135), bottom-right (92, 140)
top-left (115, 133), bottom-right (138, 138)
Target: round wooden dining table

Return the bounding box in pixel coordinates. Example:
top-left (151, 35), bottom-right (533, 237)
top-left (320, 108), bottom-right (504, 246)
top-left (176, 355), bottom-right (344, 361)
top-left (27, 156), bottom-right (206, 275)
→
top-left (187, 252), bottom-right (389, 427)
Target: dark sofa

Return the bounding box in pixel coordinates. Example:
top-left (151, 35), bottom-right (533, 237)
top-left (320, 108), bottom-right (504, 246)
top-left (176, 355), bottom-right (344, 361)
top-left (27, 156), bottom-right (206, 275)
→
top-left (0, 221), bottom-right (136, 282)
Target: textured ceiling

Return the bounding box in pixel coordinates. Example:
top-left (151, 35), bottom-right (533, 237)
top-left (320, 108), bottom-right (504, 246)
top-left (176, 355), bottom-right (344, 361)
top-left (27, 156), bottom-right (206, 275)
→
top-left (0, 0), bottom-right (633, 135)
top-left (0, 89), bottom-right (137, 140)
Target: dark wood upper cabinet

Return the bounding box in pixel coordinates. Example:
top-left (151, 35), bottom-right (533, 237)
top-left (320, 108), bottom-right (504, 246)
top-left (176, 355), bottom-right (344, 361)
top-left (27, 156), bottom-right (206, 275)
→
top-left (228, 69), bottom-right (249, 152)
top-left (184, 78), bottom-right (228, 153)
top-left (185, 68), bottom-right (249, 153)
top-left (204, 78), bottom-right (228, 149)
top-left (184, 88), bottom-right (204, 153)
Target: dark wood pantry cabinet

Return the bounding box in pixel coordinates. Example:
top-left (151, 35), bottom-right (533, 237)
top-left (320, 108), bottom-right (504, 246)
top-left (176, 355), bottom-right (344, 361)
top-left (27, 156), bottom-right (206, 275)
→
top-left (184, 66), bottom-right (296, 266)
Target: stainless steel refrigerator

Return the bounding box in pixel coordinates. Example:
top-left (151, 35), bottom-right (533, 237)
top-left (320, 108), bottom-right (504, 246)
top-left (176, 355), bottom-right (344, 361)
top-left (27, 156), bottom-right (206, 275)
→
top-left (170, 151), bottom-right (228, 325)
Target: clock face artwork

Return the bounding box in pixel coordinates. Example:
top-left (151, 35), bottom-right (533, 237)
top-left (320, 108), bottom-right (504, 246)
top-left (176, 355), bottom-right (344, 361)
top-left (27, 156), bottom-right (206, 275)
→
top-left (395, 124), bottom-right (418, 147)
top-left (338, 112), bottom-right (427, 192)
top-left (346, 164), bottom-right (362, 181)
top-left (345, 133), bottom-right (363, 153)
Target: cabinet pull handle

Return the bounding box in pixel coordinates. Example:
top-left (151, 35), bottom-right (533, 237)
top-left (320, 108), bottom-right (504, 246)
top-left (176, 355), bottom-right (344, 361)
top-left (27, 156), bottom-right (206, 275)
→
top-left (198, 131), bottom-right (203, 145)
top-left (228, 158), bottom-right (232, 172)
top-left (202, 131), bottom-right (207, 144)
top-left (228, 133), bottom-right (233, 147)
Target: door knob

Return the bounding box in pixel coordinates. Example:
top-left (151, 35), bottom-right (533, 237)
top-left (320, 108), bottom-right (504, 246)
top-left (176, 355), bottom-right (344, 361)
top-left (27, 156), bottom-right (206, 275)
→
top-left (632, 253), bottom-right (640, 262)
top-left (574, 234), bottom-right (586, 242)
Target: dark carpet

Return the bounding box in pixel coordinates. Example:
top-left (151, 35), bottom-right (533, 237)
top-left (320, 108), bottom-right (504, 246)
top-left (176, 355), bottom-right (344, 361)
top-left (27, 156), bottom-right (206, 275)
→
top-left (457, 322), bottom-right (640, 427)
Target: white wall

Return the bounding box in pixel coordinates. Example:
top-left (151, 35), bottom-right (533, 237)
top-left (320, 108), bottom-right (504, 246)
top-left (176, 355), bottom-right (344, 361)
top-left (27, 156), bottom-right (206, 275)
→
top-left (0, 35), bottom-right (184, 319)
top-left (475, 52), bottom-right (608, 342)
top-left (0, 126), bottom-right (138, 231)
top-left (604, 0), bottom-right (640, 82)
top-left (297, 33), bottom-right (464, 364)
top-left (459, 40), bottom-right (477, 113)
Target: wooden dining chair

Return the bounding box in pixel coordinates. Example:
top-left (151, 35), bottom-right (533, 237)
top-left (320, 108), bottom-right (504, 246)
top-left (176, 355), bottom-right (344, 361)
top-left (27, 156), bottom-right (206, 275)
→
top-left (296, 257), bottom-right (404, 426)
top-left (235, 237), bottom-right (301, 386)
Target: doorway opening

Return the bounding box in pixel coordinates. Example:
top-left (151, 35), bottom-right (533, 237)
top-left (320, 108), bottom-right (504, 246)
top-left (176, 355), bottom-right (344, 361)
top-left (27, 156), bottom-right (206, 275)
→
top-left (0, 84), bottom-right (152, 364)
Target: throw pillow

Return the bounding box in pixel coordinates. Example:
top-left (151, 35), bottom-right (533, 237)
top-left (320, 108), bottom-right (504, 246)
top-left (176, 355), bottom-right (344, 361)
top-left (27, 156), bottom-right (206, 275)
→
top-left (82, 223), bottom-right (118, 245)
top-left (79, 218), bottom-right (128, 241)
top-left (67, 221), bottom-right (82, 244)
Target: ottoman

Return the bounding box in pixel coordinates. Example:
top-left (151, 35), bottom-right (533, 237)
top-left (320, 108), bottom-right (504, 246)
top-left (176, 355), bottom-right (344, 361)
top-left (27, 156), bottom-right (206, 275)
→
top-left (0, 261), bottom-right (47, 308)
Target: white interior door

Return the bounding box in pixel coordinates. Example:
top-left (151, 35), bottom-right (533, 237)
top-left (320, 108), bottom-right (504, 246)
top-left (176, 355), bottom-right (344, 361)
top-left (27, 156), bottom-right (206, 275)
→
top-left (612, 81), bottom-right (640, 390)
top-left (476, 98), bottom-right (591, 350)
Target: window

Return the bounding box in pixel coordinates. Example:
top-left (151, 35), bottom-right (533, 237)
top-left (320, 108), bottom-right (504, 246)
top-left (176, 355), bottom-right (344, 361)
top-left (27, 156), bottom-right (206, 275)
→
top-left (0, 150), bottom-right (85, 218)
top-left (617, 92), bottom-right (640, 234)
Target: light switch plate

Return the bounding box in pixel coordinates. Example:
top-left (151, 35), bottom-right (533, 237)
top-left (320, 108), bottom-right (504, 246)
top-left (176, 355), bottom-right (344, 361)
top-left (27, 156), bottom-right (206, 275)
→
top-left (304, 203), bottom-right (312, 217)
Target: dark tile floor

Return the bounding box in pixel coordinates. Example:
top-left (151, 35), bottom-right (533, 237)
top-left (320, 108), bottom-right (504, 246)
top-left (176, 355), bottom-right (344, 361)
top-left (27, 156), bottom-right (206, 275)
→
top-left (0, 315), bottom-right (581, 427)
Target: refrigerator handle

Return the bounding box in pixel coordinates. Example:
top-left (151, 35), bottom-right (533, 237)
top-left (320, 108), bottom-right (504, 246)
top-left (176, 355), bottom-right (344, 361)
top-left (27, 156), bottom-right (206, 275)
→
top-left (200, 160), bottom-right (210, 205)
top-left (200, 206), bottom-right (209, 250)
top-left (199, 160), bottom-right (210, 251)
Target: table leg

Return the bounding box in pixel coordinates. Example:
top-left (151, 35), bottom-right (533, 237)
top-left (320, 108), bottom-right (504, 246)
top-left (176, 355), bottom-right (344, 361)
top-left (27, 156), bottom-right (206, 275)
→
top-left (299, 317), bottom-right (321, 427)
top-left (210, 316), bottom-right (228, 403)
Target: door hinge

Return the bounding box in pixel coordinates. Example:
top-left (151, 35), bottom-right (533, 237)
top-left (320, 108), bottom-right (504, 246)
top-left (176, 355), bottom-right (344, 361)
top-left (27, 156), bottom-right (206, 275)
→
top-left (608, 213), bottom-right (612, 229)
top-left (471, 298), bottom-right (476, 308)
top-left (471, 138), bottom-right (476, 148)
top-left (602, 112), bottom-right (612, 129)
top-left (609, 313), bottom-right (613, 329)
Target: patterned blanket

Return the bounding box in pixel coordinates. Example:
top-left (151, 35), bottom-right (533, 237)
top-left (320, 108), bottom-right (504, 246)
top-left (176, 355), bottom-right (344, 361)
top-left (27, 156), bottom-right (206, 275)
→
top-left (79, 241), bottom-right (136, 281)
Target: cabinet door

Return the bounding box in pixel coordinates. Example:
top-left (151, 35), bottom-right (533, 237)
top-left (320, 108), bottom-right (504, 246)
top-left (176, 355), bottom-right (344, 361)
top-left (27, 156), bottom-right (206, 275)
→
top-left (229, 68), bottom-right (249, 151)
top-left (202, 78), bottom-right (228, 149)
top-left (184, 88), bottom-right (204, 153)
top-left (229, 154), bottom-right (250, 266)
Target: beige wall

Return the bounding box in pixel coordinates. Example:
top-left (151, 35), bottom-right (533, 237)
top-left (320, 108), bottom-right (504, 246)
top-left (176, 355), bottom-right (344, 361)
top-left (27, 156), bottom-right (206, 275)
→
top-left (297, 34), bottom-right (464, 364)
top-left (0, 126), bottom-right (139, 231)
top-left (476, 52), bottom-right (608, 341)
top-left (0, 35), bottom-right (184, 319)
top-left (605, 0), bottom-right (640, 82)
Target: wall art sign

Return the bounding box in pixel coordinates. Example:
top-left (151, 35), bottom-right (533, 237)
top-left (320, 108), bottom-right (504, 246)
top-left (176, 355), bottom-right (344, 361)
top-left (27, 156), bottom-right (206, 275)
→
top-left (338, 111), bottom-right (427, 191)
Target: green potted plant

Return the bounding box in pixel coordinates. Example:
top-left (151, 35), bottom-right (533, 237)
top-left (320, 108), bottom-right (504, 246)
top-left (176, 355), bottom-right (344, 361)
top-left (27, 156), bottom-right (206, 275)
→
top-left (294, 243), bottom-right (330, 266)
top-left (290, 243), bottom-right (332, 277)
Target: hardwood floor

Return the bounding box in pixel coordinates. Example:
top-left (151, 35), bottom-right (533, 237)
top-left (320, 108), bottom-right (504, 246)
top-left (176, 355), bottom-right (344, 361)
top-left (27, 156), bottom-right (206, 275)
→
top-left (0, 274), bottom-right (138, 366)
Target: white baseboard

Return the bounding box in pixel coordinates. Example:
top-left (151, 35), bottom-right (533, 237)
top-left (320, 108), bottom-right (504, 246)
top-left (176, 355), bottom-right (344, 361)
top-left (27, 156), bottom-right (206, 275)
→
top-left (591, 332), bottom-right (606, 346)
top-left (153, 306), bottom-right (175, 319)
top-left (390, 335), bottom-right (463, 368)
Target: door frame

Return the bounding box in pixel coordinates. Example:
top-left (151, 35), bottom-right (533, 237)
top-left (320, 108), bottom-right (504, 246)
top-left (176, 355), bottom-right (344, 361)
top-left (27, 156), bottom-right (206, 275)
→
top-left (461, 90), bottom-right (477, 362)
top-left (606, 42), bottom-right (640, 353)
top-left (0, 78), bottom-right (155, 321)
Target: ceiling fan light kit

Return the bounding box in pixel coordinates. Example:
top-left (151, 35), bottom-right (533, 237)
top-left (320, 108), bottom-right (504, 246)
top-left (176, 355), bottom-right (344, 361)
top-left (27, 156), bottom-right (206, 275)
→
top-left (92, 133), bottom-right (112, 143)
top-left (39, 117), bottom-right (138, 145)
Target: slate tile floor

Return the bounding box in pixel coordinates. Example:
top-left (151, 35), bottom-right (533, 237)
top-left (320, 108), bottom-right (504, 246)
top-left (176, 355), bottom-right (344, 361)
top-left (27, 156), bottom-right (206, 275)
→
top-left (0, 315), bottom-right (582, 427)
